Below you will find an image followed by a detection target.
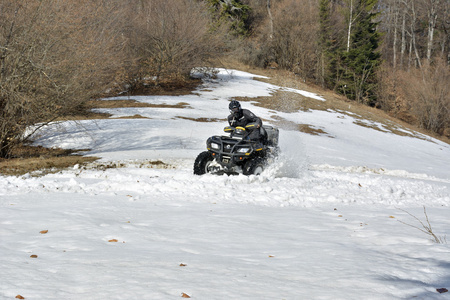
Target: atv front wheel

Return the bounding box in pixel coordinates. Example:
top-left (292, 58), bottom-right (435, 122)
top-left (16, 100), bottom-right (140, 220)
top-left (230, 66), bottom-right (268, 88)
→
top-left (243, 158), bottom-right (265, 175)
top-left (193, 151), bottom-right (214, 175)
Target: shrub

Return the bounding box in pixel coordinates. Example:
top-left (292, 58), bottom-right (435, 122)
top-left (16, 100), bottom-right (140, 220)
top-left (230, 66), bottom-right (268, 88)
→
top-left (398, 58), bottom-right (449, 134)
top-left (124, 0), bottom-right (222, 91)
top-left (0, 0), bottom-right (126, 157)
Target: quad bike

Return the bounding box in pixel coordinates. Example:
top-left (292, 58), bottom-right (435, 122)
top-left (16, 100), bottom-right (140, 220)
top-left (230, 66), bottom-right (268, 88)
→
top-left (193, 125), bottom-right (280, 175)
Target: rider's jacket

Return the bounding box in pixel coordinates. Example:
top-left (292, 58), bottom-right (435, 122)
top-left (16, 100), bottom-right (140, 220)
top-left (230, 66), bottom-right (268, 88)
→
top-left (227, 109), bottom-right (262, 129)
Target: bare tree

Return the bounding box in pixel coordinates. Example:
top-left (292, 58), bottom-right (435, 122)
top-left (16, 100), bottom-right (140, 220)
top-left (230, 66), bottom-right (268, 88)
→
top-left (399, 57), bottom-right (449, 133)
top-left (0, 0), bottom-right (126, 158)
top-left (124, 0), bottom-right (221, 90)
top-left (381, 0), bottom-right (448, 69)
top-left (269, 0), bottom-right (320, 81)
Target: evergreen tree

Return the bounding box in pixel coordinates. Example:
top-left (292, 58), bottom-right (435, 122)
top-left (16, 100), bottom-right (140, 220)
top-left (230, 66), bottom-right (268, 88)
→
top-left (337, 0), bottom-right (381, 105)
top-left (205, 0), bottom-right (251, 36)
top-left (318, 0), bottom-right (340, 88)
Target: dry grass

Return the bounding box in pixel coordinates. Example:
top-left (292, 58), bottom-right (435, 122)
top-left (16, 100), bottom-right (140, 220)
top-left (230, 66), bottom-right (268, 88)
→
top-left (85, 160), bottom-right (173, 172)
top-left (90, 99), bottom-right (190, 109)
top-left (126, 78), bottom-right (203, 96)
top-left (0, 145), bottom-right (98, 176)
top-left (176, 116), bottom-right (227, 123)
top-left (59, 100), bottom-right (192, 121)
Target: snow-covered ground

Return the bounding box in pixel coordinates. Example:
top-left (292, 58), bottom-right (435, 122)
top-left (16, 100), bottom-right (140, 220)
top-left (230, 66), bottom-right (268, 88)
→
top-left (1, 69), bottom-right (449, 299)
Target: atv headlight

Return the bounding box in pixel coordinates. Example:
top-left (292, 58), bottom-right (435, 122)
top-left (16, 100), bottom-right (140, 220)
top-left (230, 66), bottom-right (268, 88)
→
top-left (237, 147), bottom-right (250, 153)
top-left (211, 142), bottom-right (220, 150)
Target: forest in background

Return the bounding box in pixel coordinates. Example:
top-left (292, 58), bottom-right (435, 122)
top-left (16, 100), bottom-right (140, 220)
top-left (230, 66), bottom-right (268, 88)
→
top-left (0, 0), bottom-right (448, 158)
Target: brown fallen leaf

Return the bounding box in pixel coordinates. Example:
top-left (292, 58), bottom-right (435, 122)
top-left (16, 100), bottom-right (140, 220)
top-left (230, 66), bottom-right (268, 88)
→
top-left (108, 239), bottom-right (118, 242)
top-left (30, 255), bottom-right (38, 258)
top-left (437, 288), bottom-right (448, 293)
top-left (389, 216), bottom-right (395, 219)
top-left (40, 230), bottom-right (48, 234)
top-left (181, 293), bottom-right (191, 298)
top-left (15, 295), bottom-right (25, 299)
top-left (179, 263), bottom-right (187, 267)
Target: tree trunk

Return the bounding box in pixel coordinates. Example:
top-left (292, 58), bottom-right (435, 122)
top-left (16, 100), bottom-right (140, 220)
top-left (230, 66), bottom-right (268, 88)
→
top-left (267, 0), bottom-right (274, 39)
top-left (410, 0), bottom-right (422, 69)
top-left (347, 0), bottom-right (353, 52)
top-left (400, 9), bottom-right (406, 68)
top-left (393, 0), bottom-right (399, 68)
top-left (426, 0), bottom-right (439, 60)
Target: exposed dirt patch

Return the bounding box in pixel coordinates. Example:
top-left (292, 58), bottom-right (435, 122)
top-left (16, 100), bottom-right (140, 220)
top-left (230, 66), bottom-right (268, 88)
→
top-left (63, 100), bottom-right (192, 121)
top-left (8, 145), bottom-right (77, 159)
top-left (269, 115), bottom-right (334, 137)
top-left (0, 145), bottom-right (98, 176)
top-left (115, 114), bottom-right (149, 119)
top-left (88, 100), bottom-right (191, 109)
top-left (86, 160), bottom-right (173, 171)
top-left (0, 145), bottom-right (175, 176)
top-left (176, 116), bottom-right (227, 123)
top-left (297, 124), bottom-right (332, 137)
top-left (235, 91), bottom-right (310, 113)
top-left (126, 78), bottom-right (203, 96)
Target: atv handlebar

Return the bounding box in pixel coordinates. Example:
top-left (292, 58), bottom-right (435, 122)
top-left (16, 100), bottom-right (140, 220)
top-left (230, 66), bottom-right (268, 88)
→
top-left (224, 126), bottom-right (247, 139)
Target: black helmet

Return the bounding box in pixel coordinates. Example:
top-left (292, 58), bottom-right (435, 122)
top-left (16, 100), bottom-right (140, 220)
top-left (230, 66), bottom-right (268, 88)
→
top-left (229, 100), bottom-right (241, 114)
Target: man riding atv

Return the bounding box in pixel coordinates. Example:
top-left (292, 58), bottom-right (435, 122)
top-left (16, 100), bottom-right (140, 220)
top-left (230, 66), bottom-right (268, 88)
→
top-left (228, 100), bottom-right (265, 145)
top-left (193, 100), bottom-right (279, 176)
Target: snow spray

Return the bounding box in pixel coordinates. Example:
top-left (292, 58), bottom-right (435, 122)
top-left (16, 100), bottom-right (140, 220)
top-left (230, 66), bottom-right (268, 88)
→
top-left (265, 130), bottom-right (309, 178)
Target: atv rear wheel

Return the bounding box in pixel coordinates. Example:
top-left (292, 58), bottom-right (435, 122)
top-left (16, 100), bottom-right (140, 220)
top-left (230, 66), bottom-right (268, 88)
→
top-left (193, 151), bottom-right (214, 175)
top-left (243, 157), bottom-right (265, 175)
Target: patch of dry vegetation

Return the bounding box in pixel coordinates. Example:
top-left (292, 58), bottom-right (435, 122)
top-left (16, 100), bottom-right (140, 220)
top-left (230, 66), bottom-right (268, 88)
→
top-left (0, 145), bottom-right (175, 176)
top-left (123, 78), bottom-right (203, 96)
top-left (58, 100), bottom-right (193, 121)
top-left (89, 100), bottom-right (191, 110)
top-left (176, 116), bottom-right (226, 123)
top-left (0, 145), bottom-right (98, 176)
top-left (87, 160), bottom-right (173, 172)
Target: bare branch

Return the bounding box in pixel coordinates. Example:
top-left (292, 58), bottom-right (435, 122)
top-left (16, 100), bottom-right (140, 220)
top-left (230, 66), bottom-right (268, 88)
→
top-left (396, 206), bottom-right (446, 244)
